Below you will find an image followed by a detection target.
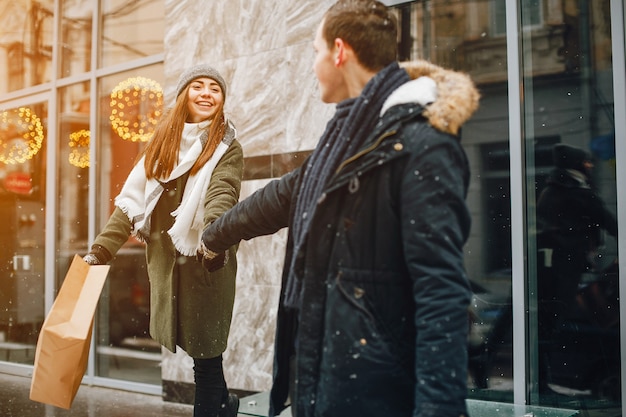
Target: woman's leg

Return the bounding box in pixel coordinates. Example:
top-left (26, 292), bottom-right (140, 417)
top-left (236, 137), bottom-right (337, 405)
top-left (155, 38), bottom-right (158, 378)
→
top-left (193, 355), bottom-right (228, 417)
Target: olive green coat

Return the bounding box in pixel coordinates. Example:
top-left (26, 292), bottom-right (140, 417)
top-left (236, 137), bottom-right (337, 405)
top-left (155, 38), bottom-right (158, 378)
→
top-left (93, 138), bottom-right (243, 358)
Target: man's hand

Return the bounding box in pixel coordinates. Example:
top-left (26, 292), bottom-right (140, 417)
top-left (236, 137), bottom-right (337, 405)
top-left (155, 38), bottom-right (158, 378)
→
top-left (196, 241), bottom-right (229, 272)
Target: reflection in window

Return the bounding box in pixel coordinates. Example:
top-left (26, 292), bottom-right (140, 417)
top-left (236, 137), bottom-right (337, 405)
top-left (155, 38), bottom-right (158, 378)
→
top-left (57, 82), bottom-right (90, 262)
top-left (61, 0), bottom-right (93, 78)
top-left (0, 1), bottom-right (53, 93)
top-left (492, 0), bottom-right (542, 36)
top-left (0, 101), bottom-right (48, 365)
top-left (391, 0), bottom-right (621, 413)
top-left (100, 0), bottom-right (164, 68)
top-left (522, 0), bottom-right (620, 409)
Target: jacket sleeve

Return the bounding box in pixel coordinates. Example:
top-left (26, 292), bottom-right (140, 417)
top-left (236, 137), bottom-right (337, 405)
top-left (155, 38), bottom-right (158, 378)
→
top-left (92, 206), bottom-right (134, 260)
top-left (590, 192), bottom-right (619, 238)
top-left (202, 167), bottom-right (300, 252)
top-left (401, 127), bottom-right (472, 417)
top-left (202, 139), bottom-right (244, 226)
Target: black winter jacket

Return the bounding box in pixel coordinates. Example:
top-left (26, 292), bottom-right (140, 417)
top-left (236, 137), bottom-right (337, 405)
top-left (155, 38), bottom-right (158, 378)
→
top-left (203, 60), bottom-right (480, 417)
top-left (537, 167), bottom-right (618, 253)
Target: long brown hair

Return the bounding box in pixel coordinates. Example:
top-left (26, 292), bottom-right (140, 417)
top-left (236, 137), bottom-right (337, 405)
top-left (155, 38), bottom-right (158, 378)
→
top-left (143, 83), bottom-right (226, 180)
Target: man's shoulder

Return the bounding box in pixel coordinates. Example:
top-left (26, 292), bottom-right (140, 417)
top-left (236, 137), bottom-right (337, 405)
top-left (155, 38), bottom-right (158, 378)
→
top-left (391, 111), bottom-right (458, 147)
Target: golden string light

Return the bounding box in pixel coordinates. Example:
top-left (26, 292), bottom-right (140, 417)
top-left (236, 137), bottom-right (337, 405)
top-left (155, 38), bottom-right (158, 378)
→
top-left (68, 129), bottom-right (90, 168)
top-left (109, 76), bottom-right (163, 142)
top-left (0, 107), bottom-right (44, 164)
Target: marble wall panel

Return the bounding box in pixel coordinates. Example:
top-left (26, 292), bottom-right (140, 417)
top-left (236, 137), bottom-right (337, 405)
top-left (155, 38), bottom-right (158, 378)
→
top-left (225, 51), bottom-right (290, 157)
top-left (285, 1), bottom-right (331, 45)
top-left (164, 0), bottom-right (287, 65)
top-left (162, 0), bottom-right (342, 395)
top-left (283, 45), bottom-right (337, 152)
top-left (227, 45), bottom-right (336, 155)
top-left (162, 346), bottom-right (194, 384)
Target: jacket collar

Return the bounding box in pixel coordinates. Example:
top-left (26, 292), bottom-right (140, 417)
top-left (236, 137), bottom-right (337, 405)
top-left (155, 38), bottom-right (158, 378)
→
top-left (378, 60), bottom-right (480, 136)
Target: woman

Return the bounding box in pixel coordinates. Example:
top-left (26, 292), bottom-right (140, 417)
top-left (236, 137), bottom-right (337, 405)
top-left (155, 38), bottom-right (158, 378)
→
top-left (84, 64), bottom-right (243, 417)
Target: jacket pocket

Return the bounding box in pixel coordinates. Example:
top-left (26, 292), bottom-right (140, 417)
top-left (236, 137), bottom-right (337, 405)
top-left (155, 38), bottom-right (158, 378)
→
top-left (333, 268), bottom-right (414, 367)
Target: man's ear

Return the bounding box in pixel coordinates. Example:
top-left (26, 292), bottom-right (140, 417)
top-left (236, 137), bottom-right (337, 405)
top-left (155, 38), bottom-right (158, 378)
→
top-left (334, 38), bottom-right (346, 67)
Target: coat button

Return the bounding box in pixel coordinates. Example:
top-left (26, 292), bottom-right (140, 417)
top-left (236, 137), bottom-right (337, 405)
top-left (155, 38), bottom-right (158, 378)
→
top-left (394, 142), bottom-right (403, 151)
top-left (353, 287), bottom-right (365, 299)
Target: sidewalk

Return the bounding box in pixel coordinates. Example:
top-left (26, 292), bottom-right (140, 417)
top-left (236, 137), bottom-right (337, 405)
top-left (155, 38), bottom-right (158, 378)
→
top-left (2, 371), bottom-right (615, 417)
top-left (0, 372), bottom-right (287, 417)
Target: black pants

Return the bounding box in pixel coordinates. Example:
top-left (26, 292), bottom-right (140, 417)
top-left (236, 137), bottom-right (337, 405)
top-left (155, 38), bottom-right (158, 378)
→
top-left (193, 355), bottom-right (228, 417)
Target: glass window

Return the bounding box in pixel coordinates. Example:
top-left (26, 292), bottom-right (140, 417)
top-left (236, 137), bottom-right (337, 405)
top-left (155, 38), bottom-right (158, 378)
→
top-left (394, 0), bottom-right (621, 413)
top-left (99, 0), bottom-right (164, 68)
top-left (60, 0), bottom-right (93, 78)
top-left (95, 65), bottom-right (164, 384)
top-left (57, 82), bottom-right (90, 285)
top-left (0, 1), bottom-right (54, 93)
top-left (493, 0), bottom-right (542, 36)
top-left (523, 0), bottom-right (620, 409)
top-left (0, 101), bottom-right (48, 365)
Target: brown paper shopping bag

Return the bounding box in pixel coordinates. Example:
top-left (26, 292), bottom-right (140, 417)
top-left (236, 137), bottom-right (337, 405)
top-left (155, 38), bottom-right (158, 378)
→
top-left (29, 254), bottom-right (110, 409)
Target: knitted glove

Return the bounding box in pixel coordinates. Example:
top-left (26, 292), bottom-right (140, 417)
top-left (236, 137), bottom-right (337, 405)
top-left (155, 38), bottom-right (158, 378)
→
top-left (196, 242), bottom-right (229, 273)
top-left (83, 244), bottom-right (112, 265)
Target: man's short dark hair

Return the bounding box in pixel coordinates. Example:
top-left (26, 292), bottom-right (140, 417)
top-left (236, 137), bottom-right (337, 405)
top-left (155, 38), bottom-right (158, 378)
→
top-left (323, 0), bottom-right (398, 72)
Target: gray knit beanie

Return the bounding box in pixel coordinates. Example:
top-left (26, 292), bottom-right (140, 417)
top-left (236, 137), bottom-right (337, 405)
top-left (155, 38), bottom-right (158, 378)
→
top-left (175, 64), bottom-right (227, 100)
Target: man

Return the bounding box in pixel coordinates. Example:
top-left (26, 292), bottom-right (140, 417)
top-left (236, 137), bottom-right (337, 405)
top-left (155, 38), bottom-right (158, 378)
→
top-left (537, 143), bottom-right (618, 323)
top-left (200, 1), bottom-right (479, 415)
top-left (536, 144), bottom-right (618, 392)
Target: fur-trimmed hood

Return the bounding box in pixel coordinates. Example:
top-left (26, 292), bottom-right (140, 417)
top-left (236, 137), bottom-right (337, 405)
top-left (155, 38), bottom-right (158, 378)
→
top-left (381, 60), bottom-right (480, 135)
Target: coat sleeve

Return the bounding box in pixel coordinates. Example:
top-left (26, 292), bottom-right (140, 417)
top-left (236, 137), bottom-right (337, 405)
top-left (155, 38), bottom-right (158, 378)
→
top-left (401, 127), bottom-right (472, 417)
top-left (202, 139), bottom-right (244, 225)
top-left (92, 206), bottom-right (134, 259)
top-left (202, 167), bottom-right (300, 252)
top-left (590, 192), bottom-right (618, 238)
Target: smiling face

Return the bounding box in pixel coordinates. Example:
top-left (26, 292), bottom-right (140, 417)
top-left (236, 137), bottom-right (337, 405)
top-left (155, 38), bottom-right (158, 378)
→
top-left (185, 77), bottom-right (224, 123)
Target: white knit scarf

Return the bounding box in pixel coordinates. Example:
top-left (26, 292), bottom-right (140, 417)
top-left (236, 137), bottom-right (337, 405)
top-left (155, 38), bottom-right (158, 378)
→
top-left (115, 120), bottom-right (235, 256)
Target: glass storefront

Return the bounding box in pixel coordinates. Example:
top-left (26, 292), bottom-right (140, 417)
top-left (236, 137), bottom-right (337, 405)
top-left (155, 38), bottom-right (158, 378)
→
top-left (388, 0), bottom-right (621, 413)
top-left (0, 0), bottom-right (164, 393)
top-left (0, 101), bottom-right (47, 363)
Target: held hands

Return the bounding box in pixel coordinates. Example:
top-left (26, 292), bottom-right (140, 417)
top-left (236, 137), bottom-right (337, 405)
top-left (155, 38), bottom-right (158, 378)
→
top-left (196, 241), bottom-right (229, 272)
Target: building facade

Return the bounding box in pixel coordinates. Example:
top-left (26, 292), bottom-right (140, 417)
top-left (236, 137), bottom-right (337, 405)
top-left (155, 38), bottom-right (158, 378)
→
top-left (0, 0), bottom-right (624, 415)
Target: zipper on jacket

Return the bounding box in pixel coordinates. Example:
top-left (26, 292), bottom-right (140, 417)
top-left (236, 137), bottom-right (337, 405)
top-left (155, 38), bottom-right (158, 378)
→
top-left (335, 130), bottom-right (398, 174)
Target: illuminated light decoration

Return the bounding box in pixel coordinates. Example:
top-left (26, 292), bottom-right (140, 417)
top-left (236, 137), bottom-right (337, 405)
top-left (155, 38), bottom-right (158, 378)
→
top-left (68, 129), bottom-right (90, 168)
top-left (0, 107), bottom-right (44, 164)
top-left (109, 76), bottom-right (163, 142)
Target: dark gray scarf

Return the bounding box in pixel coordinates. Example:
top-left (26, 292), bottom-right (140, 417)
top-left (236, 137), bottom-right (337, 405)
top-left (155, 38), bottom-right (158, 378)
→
top-left (284, 62), bottom-right (409, 308)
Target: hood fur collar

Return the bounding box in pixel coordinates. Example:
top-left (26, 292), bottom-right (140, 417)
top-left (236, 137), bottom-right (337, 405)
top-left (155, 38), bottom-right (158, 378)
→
top-left (381, 60), bottom-right (480, 135)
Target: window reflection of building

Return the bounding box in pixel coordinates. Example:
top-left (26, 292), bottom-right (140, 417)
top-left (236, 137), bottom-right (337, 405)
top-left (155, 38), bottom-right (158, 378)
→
top-left (61, 1), bottom-right (93, 77)
top-left (394, 0), bottom-right (571, 84)
top-left (100, 1), bottom-right (164, 68)
top-left (0, 101), bottom-right (47, 351)
top-left (391, 0), bottom-right (619, 408)
top-left (0, 1), bottom-right (53, 92)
